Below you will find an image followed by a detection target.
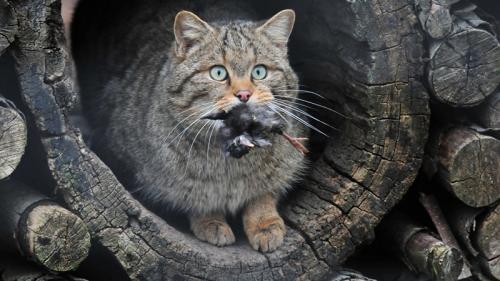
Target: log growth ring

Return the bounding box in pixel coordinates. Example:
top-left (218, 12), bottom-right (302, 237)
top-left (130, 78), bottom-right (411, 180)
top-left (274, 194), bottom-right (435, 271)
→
top-left (429, 28), bottom-right (500, 107)
top-left (11, 0), bottom-right (429, 280)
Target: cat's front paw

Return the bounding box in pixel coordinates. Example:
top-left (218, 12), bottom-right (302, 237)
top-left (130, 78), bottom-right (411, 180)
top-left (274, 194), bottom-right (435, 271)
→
top-left (246, 216), bottom-right (285, 253)
top-left (191, 218), bottom-right (235, 247)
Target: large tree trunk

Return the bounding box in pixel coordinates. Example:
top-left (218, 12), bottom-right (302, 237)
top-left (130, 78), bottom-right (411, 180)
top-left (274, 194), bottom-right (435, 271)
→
top-left (3, 0), bottom-right (431, 279)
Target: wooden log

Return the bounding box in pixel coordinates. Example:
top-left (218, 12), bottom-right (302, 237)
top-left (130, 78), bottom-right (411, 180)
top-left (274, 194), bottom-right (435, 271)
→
top-left (0, 255), bottom-right (88, 281)
top-left (415, 0), bottom-right (453, 39)
top-left (475, 204), bottom-right (500, 280)
top-left (0, 180), bottom-right (91, 272)
top-left (433, 127), bottom-right (500, 207)
top-left (9, 0), bottom-right (430, 279)
top-left (443, 198), bottom-right (499, 281)
top-left (379, 212), bottom-right (463, 281)
top-left (477, 92), bottom-right (500, 130)
top-left (0, 0), bottom-right (17, 56)
top-left (428, 19), bottom-right (500, 107)
top-left (0, 97), bottom-right (27, 180)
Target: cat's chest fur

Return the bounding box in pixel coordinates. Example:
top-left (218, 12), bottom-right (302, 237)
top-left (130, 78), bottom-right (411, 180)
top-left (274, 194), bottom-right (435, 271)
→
top-left (127, 99), bottom-right (306, 215)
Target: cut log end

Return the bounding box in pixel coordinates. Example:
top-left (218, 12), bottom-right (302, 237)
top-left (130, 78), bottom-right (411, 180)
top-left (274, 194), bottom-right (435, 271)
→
top-left (0, 181), bottom-right (91, 273)
top-left (476, 204), bottom-right (500, 280)
top-left (0, 104), bottom-right (27, 180)
top-left (437, 128), bottom-right (500, 207)
top-left (429, 26), bottom-right (500, 107)
top-left (21, 203), bottom-right (91, 272)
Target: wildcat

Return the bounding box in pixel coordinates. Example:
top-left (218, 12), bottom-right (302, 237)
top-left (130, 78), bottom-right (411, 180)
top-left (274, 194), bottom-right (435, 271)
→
top-left (73, 1), bottom-right (306, 252)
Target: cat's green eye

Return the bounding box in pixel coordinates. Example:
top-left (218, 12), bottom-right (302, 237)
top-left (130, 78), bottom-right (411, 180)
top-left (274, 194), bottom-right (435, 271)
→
top-left (251, 65), bottom-right (267, 80)
top-left (209, 65), bottom-right (228, 81)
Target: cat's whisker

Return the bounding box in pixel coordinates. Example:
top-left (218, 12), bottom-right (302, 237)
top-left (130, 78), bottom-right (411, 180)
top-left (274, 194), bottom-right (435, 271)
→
top-left (272, 100), bottom-right (338, 131)
top-left (184, 120), bottom-right (212, 176)
top-left (164, 110), bottom-right (203, 143)
top-left (270, 98), bottom-right (317, 111)
top-left (166, 106), bottom-right (217, 148)
top-left (272, 104), bottom-right (329, 137)
top-left (206, 121), bottom-right (218, 165)
top-left (273, 89), bottom-right (327, 100)
top-left (177, 101), bottom-right (216, 117)
top-left (163, 103), bottom-right (217, 143)
top-left (265, 104), bottom-right (290, 125)
top-left (273, 95), bottom-right (350, 119)
top-left (272, 83), bottom-right (308, 90)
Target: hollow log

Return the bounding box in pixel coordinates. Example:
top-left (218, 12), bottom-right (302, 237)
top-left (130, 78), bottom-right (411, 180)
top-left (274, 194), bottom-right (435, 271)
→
top-left (0, 180), bottom-right (91, 272)
top-left (430, 127), bottom-right (500, 207)
top-left (378, 212), bottom-right (463, 281)
top-left (427, 18), bottom-right (500, 107)
top-left (4, 0), bottom-right (430, 279)
top-left (0, 97), bottom-right (27, 180)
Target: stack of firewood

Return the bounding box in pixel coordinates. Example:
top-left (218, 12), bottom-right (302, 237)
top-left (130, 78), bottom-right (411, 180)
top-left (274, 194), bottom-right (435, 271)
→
top-left (0, 100), bottom-right (90, 279)
top-left (379, 1), bottom-right (500, 281)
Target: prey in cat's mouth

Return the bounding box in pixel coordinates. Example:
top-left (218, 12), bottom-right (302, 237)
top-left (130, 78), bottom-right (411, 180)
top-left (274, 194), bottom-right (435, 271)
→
top-left (202, 104), bottom-right (309, 158)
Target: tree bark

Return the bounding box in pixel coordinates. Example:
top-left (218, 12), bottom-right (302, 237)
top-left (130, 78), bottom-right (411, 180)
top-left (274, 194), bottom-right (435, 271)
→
top-left (0, 180), bottom-right (91, 272)
top-left (379, 212), bottom-right (464, 281)
top-left (431, 127), bottom-right (500, 207)
top-left (0, 97), bottom-right (27, 180)
top-left (5, 0), bottom-right (431, 279)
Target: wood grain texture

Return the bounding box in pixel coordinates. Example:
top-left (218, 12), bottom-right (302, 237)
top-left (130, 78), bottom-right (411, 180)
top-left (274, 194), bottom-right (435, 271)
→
top-left (478, 92), bottom-right (500, 130)
top-left (0, 98), bottom-right (27, 180)
top-left (415, 0), bottom-right (453, 39)
top-left (444, 199), bottom-right (500, 281)
top-left (436, 128), bottom-right (499, 207)
top-left (379, 212), bottom-right (463, 281)
top-left (476, 204), bottom-right (500, 280)
top-left (428, 20), bottom-right (500, 107)
top-left (7, 0), bottom-right (430, 279)
top-left (0, 181), bottom-right (91, 272)
top-left (0, 0), bottom-right (16, 56)
top-left (278, 0), bottom-right (430, 266)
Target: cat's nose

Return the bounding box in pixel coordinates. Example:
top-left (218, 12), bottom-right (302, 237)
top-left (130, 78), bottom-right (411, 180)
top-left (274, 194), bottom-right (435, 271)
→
top-left (235, 90), bottom-right (252, 103)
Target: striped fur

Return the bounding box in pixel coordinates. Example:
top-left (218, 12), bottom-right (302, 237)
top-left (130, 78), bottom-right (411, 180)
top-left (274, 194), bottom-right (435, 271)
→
top-left (74, 1), bottom-right (305, 251)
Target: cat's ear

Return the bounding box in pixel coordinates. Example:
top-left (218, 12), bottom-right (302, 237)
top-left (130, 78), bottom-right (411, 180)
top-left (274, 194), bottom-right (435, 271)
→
top-left (174, 11), bottom-right (214, 57)
top-left (257, 9), bottom-right (295, 46)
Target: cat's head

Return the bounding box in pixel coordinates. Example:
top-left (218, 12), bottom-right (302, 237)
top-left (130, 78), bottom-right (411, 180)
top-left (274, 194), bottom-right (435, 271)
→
top-left (165, 9), bottom-right (299, 120)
